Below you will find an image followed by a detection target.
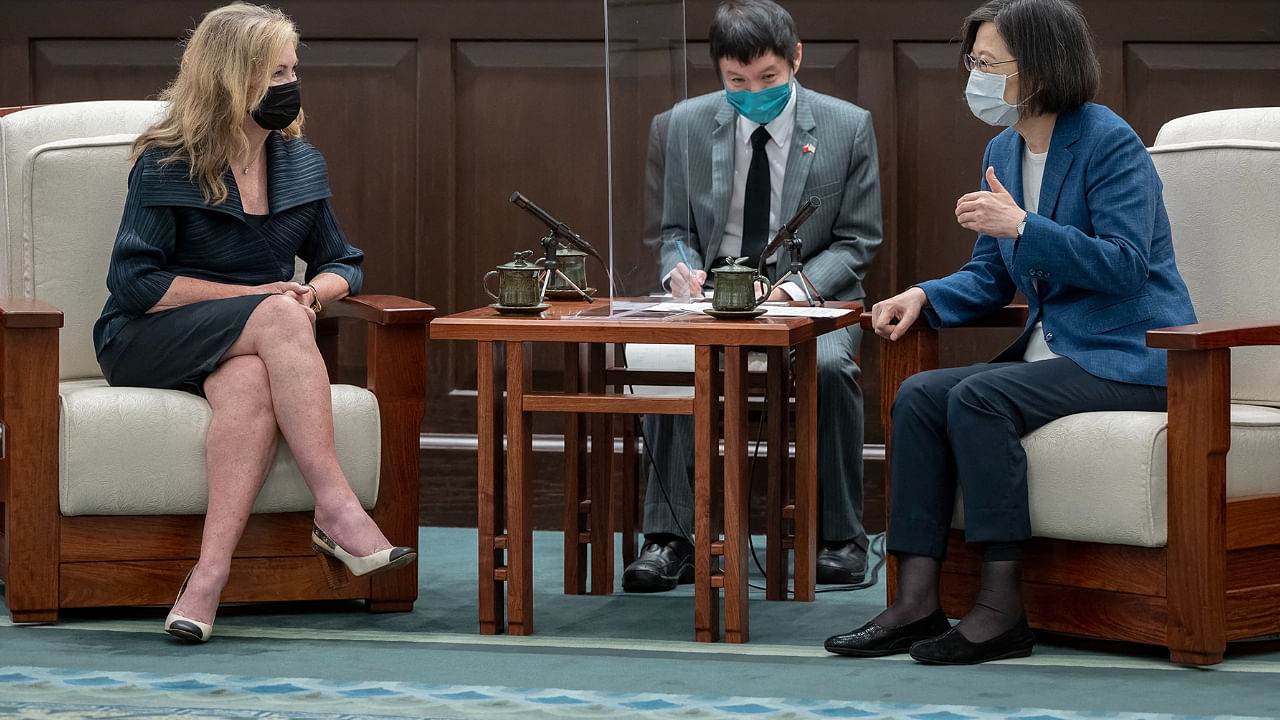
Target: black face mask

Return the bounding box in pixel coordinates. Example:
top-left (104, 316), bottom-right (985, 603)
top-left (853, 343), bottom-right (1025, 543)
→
top-left (250, 80), bottom-right (301, 130)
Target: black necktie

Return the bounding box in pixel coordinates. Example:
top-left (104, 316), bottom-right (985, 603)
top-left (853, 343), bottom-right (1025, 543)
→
top-left (741, 126), bottom-right (772, 264)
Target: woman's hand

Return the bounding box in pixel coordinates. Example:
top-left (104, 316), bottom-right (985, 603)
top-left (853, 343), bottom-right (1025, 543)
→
top-left (252, 281), bottom-right (312, 307)
top-left (870, 286), bottom-right (929, 341)
top-left (955, 166), bottom-right (1026, 238)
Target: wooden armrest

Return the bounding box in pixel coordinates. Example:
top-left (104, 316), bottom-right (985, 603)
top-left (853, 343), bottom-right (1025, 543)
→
top-left (0, 297), bottom-right (64, 328)
top-left (320, 294), bottom-right (435, 326)
top-left (860, 304), bottom-right (1027, 332)
top-left (1147, 321), bottom-right (1280, 351)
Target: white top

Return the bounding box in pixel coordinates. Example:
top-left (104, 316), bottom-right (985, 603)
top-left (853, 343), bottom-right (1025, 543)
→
top-left (1021, 146), bottom-right (1059, 362)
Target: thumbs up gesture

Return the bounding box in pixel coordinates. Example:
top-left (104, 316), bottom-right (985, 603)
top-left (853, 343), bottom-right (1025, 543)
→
top-left (955, 166), bottom-right (1027, 238)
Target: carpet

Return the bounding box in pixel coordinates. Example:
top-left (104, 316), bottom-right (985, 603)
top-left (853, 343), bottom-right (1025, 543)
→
top-left (3, 664), bottom-right (1276, 719)
top-left (3, 528), bottom-right (1280, 720)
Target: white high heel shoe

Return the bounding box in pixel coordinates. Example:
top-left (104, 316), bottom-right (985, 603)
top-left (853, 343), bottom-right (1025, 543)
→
top-left (311, 524), bottom-right (417, 589)
top-left (164, 571), bottom-right (214, 643)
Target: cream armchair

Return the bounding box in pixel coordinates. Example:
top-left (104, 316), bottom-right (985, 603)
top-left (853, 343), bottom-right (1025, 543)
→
top-left (0, 100), bottom-right (433, 622)
top-left (865, 107), bottom-right (1280, 665)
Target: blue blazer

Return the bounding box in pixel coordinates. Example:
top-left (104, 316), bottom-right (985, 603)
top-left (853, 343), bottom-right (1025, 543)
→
top-left (917, 103), bottom-right (1195, 387)
top-left (94, 133), bottom-right (363, 355)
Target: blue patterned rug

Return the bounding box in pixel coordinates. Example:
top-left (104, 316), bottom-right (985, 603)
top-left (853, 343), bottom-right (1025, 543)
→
top-left (0, 665), bottom-right (1273, 720)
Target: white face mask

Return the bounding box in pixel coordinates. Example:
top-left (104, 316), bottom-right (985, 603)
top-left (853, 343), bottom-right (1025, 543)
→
top-left (965, 68), bottom-right (1021, 126)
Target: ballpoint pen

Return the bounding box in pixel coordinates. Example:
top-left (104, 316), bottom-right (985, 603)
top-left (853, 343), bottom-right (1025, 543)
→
top-left (674, 240), bottom-right (700, 301)
top-left (675, 239), bottom-right (693, 270)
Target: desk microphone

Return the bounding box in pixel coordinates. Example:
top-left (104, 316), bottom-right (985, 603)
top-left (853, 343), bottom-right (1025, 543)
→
top-left (509, 191), bottom-right (602, 261)
top-left (759, 196), bottom-right (821, 263)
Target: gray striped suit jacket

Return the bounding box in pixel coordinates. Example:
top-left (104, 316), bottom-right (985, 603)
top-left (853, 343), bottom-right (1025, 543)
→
top-left (659, 83), bottom-right (882, 301)
top-left (640, 84), bottom-right (881, 544)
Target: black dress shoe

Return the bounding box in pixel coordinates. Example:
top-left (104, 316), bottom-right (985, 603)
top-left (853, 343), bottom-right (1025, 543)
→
top-left (622, 536), bottom-right (694, 593)
top-left (908, 617), bottom-right (1036, 665)
top-left (824, 608), bottom-right (951, 657)
top-left (816, 540), bottom-right (867, 584)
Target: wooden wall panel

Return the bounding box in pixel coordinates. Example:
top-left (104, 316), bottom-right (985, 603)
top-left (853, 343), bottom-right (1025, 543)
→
top-left (447, 41), bottom-right (611, 428)
top-left (894, 42), bottom-right (1024, 368)
top-left (1125, 43), bottom-right (1280, 144)
top-left (298, 41), bottom-right (419, 301)
top-left (30, 40), bottom-right (181, 104)
top-left (4, 0), bottom-right (1280, 532)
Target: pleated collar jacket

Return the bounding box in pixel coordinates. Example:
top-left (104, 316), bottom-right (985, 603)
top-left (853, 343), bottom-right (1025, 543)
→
top-left (94, 132), bottom-right (363, 355)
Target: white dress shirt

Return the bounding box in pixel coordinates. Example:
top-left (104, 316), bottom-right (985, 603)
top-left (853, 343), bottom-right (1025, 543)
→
top-left (720, 80), bottom-right (797, 262)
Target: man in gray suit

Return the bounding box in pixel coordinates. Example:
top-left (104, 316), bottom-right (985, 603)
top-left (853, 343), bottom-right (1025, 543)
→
top-left (624, 0), bottom-right (882, 592)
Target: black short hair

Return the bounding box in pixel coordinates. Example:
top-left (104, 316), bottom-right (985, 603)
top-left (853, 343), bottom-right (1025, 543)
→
top-left (961, 0), bottom-right (1100, 116)
top-left (709, 0), bottom-right (800, 71)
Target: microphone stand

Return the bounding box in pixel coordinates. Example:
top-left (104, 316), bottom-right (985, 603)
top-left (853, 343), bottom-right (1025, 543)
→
top-left (538, 234), bottom-right (594, 303)
top-left (771, 233), bottom-right (824, 306)
top-left (511, 191), bottom-right (605, 303)
top-left (757, 196), bottom-right (824, 307)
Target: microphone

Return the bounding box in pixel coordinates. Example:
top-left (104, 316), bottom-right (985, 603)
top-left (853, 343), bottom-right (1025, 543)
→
top-left (759, 196), bottom-right (821, 264)
top-left (509, 191), bottom-right (602, 261)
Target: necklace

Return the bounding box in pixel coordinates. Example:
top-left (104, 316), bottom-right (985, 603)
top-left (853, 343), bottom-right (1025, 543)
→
top-left (241, 145), bottom-right (265, 175)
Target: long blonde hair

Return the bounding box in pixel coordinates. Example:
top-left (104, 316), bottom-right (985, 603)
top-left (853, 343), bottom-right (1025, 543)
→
top-left (134, 2), bottom-right (304, 205)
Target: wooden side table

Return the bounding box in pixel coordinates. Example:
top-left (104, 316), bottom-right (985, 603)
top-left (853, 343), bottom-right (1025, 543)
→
top-left (432, 299), bottom-right (861, 642)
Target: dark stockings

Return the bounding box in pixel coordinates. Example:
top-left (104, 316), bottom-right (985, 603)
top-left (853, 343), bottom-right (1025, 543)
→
top-left (873, 544), bottom-right (1025, 641)
top-left (871, 553), bottom-right (941, 628)
top-left (955, 542), bottom-right (1024, 643)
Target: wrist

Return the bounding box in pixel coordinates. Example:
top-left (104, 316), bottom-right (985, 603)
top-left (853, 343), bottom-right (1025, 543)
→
top-left (304, 283), bottom-right (322, 313)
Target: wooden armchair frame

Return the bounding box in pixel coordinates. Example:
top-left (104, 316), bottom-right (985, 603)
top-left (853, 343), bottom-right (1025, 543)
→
top-left (0, 294), bottom-right (433, 623)
top-left (863, 307), bottom-right (1280, 665)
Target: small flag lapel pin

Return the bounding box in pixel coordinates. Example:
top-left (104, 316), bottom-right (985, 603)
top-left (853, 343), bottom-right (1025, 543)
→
top-left (802, 143), bottom-right (816, 154)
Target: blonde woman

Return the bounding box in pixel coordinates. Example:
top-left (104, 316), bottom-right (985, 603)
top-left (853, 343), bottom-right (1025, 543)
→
top-left (93, 2), bottom-right (414, 644)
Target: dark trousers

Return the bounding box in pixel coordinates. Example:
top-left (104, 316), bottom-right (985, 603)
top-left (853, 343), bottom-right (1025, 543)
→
top-left (642, 324), bottom-right (866, 545)
top-left (887, 357), bottom-right (1168, 559)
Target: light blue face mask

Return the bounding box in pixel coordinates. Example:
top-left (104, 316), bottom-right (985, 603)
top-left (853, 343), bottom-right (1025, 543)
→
top-left (965, 68), bottom-right (1021, 126)
top-left (725, 75), bottom-right (792, 125)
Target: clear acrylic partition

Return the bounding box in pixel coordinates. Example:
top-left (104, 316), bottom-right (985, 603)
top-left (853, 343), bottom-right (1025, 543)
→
top-left (583, 0), bottom-right (690, 317)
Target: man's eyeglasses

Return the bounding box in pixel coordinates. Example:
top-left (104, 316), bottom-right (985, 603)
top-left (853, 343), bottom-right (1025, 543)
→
top-left (964, 54), bottom-right (1017, 72)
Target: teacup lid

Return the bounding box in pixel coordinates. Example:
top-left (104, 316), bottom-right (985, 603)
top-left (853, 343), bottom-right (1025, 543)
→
top-left (711, 256), bottom-right (756, 274)
top-left (496, 249), bottom-right (539, 270)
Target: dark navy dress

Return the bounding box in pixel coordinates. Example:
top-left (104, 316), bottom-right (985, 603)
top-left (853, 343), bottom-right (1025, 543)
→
top-left (94, 133), bottom-right (363, 395)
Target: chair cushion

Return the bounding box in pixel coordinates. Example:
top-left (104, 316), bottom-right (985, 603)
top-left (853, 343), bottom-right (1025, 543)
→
top-left (1149, 134), bottom-right (1280, 407)
top-left (2, 100), bottom-right (163, 300)
top-left (1154, 107), bottom-right (1280, 146)
top-left (954, 404), bottom-right (1280, 547)
top-left (23, 135), bottom-right (139, 379)
top-left (623, 343), bottom-right (769, 397)
top-left (58, 379), bottom-right (381, 515)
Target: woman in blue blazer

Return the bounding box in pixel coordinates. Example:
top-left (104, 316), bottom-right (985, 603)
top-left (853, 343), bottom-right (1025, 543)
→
top-left (825, 0), bottom-right (1194, 664)
top-left (94, 3), bottom-right (414, 644)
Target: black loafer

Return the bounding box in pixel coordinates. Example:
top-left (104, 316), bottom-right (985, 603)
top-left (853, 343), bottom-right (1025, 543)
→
top-left (909, 617), bottom-right (1036, 665)
top-left (816, 540), bottom-right (868, 584)
top-left (824, 608), bottom-right (951, 657)
top-left (622, 537), bottom-right (694, 593)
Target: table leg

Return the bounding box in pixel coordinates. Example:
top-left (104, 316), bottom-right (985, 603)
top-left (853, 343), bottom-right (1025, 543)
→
top-left (612, 344), bottom-right (638, 567)
top-left (764, 347), bottom-right (788, 600)
top-left (620, 415), bottom-right (639, 567)
top-left (505, 341), bottom-right (535, 634)
top-left (563, 343), bottom-right (587, 594)
top-left (723, 346), bottom-right (750, 643)
top-left (693, 344), bottom-right (720, 642)
top-left (587, 343), bottom-right (614, 594)
top-left (793, 338), bottom-right (818, 602)
top-left (477, 341), bottom-right (506, 634)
